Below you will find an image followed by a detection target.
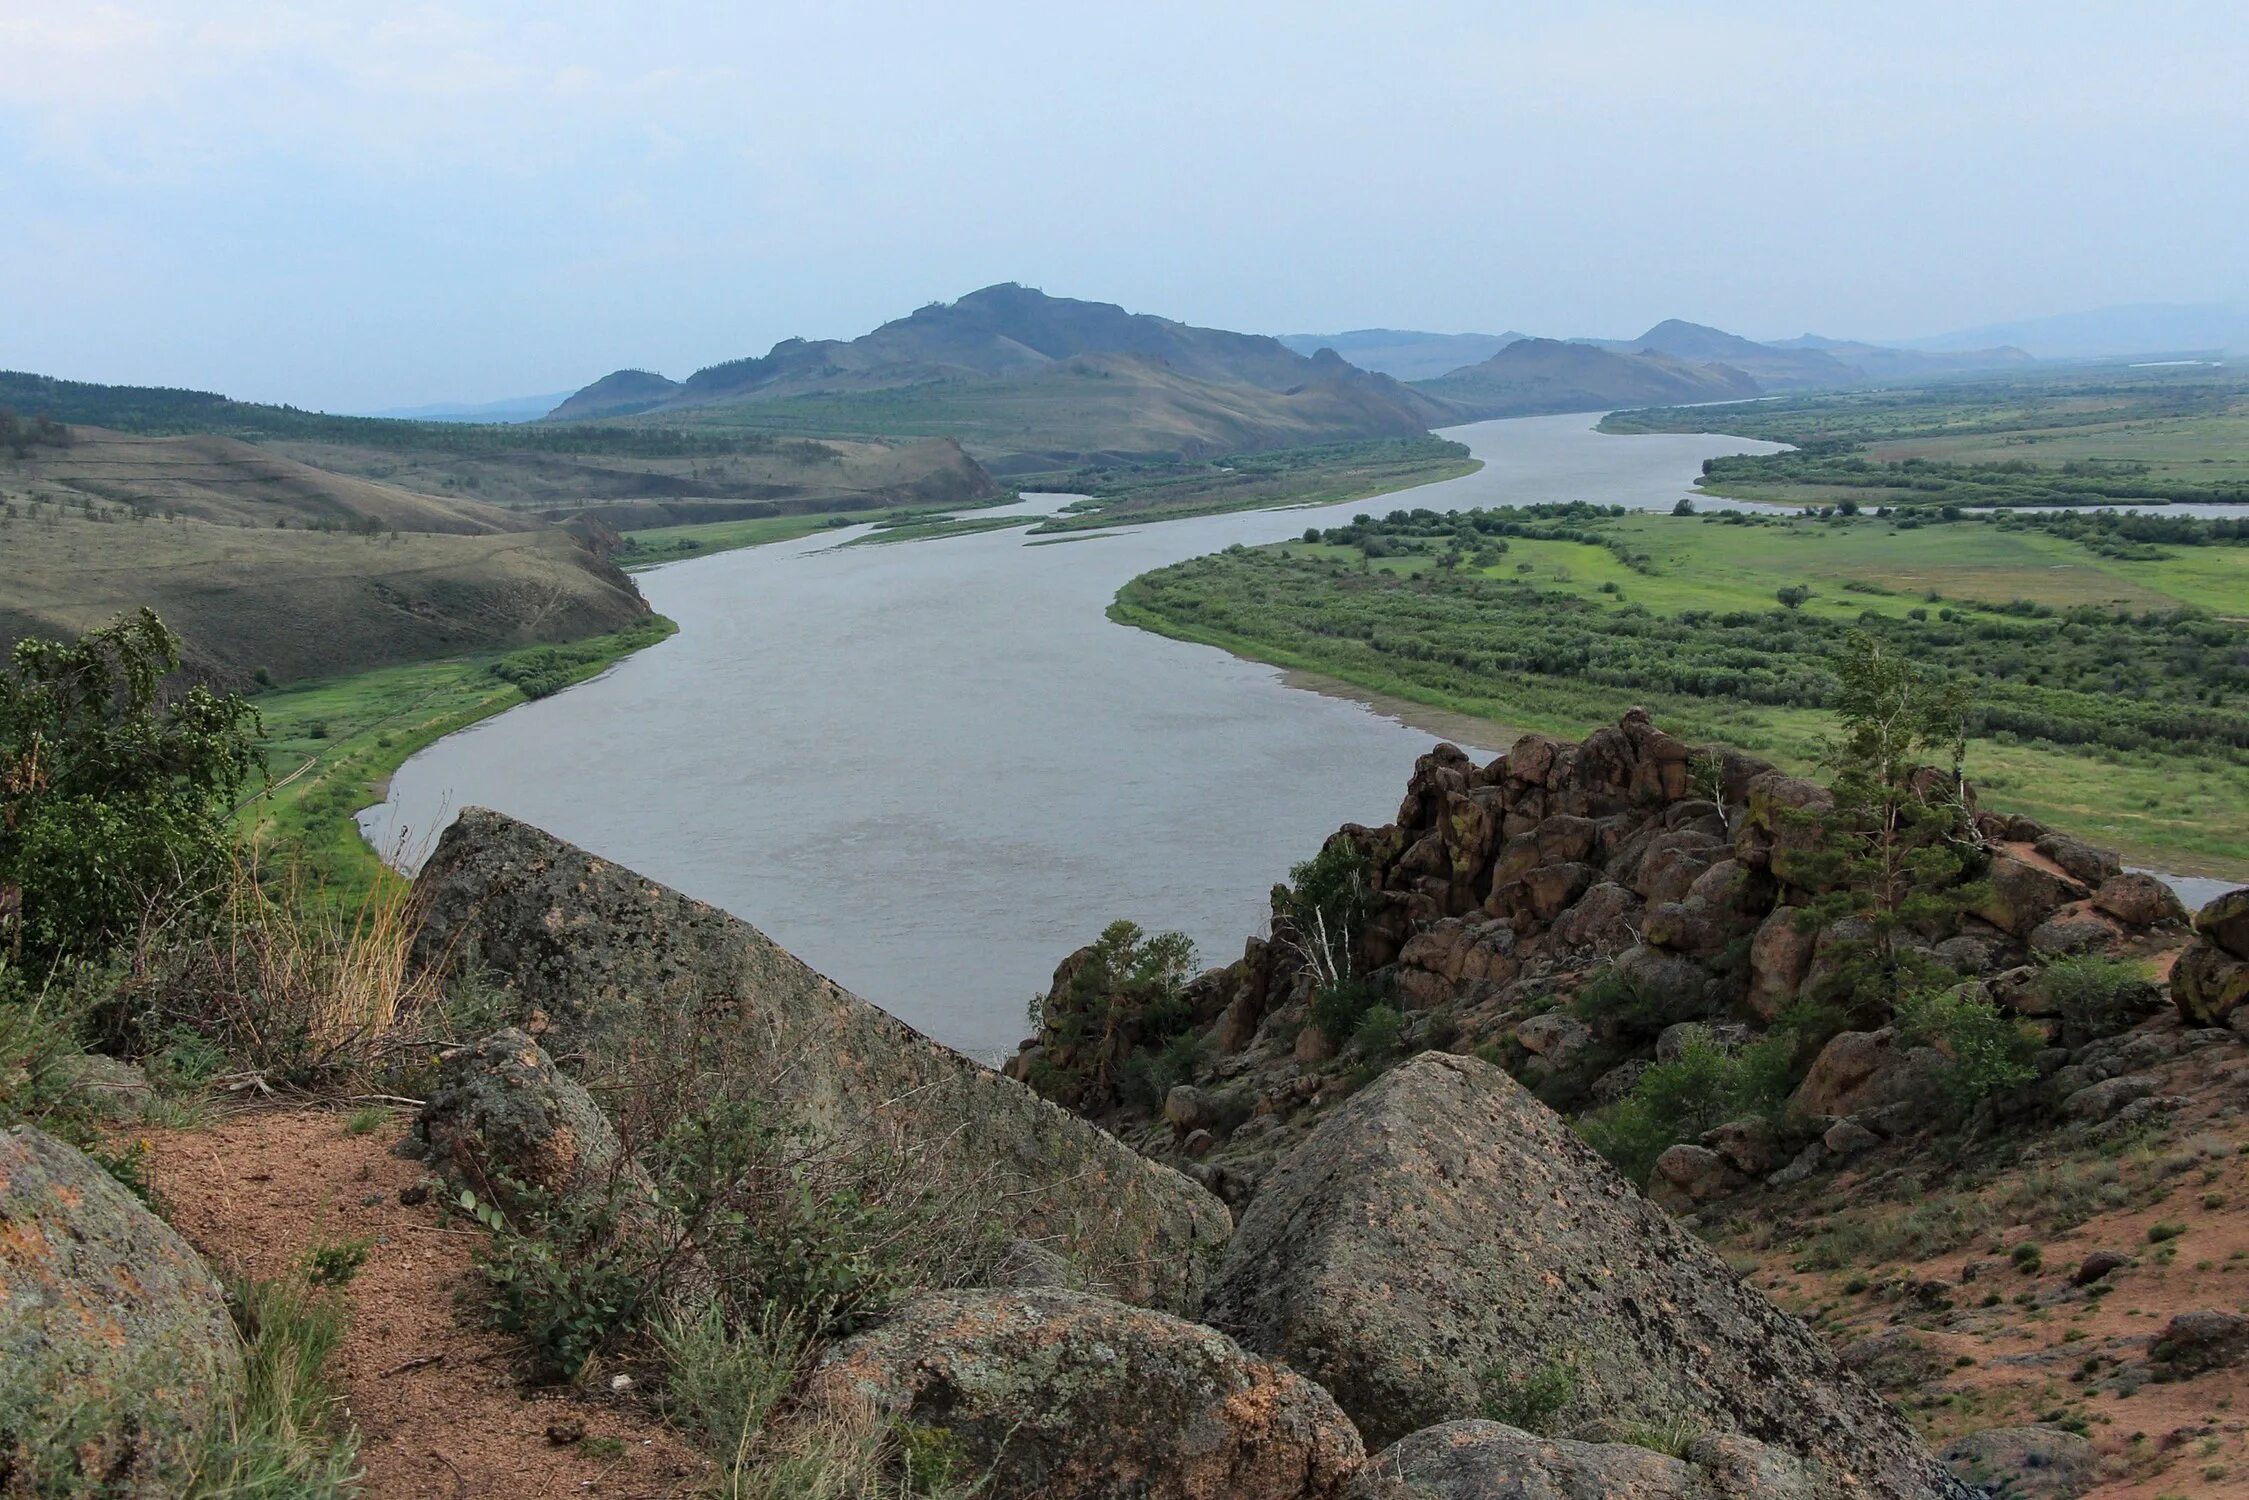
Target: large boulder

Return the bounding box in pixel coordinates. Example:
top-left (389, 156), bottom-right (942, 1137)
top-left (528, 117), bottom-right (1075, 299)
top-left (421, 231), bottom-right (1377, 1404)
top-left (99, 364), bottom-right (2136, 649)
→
top-left (805, 1287), bottom-right (1363, 1500)
top-left (410, 809), bottom-right (1229, 1314)
top-left (2171, 940), bottom-right (2249, 1026)
top-left (1968, 856), bottom-right (2088, 939)
top-left (2198, 886), bottom-right (2249, 959)
top-left (2090, 873), bottom-right (2186, 929)
top-left (1204, 1054), bottom-right (1966, 1496)
top-left (0, 1126), bottom-right (242, 1495)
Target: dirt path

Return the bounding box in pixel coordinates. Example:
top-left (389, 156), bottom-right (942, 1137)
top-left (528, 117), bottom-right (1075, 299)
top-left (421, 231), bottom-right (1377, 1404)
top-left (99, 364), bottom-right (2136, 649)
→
top-left (143, 1108), bottom-right (708, 1499)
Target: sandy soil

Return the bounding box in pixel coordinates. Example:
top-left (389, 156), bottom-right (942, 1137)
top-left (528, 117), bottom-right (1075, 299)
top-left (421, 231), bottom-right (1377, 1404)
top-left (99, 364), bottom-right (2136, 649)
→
top-left (142, 1108), bottom-right (708, 1499)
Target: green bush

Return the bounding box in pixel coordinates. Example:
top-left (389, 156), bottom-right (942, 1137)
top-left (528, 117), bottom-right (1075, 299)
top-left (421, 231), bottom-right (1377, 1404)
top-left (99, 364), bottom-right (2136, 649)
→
top-left (1576, 1028), bottom-right (1794, 1183)
top-left (1893, 985), bottom-right (2040, 1105)
top-left (0, 610), bottom-right (260, 971)
top-left (2037, 955), bottom-right (2155, 1040)
top-left (1310, 977), bottom-right (1385, 1042)
top-left (1478, 1354), bottom-right (1579, 1433)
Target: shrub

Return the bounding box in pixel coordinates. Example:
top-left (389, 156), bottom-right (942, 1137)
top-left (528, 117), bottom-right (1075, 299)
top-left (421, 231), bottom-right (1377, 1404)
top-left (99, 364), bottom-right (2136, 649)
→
top-left (1576, 1029), bottom-right (1794, 1182)
top-left (2037, 955), bottom-right (2155, 1040)
top-left (1893, 985), bottom-right (2040, 1105)
top-left (1353, 1003), bottom-right (1405, 1060)
top-left (1310, 976), bottom-right (1384, 1043)
top-left (1478, 1354), bottom-right (1579, 1433)
top-left (0, 611), bottom-right (260, 972)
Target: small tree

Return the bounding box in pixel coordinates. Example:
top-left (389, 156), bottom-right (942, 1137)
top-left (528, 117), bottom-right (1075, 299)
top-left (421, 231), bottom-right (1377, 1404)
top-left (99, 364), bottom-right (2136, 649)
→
top-left (1776, 584), bottom-right (1811, 610)
top-left (0, 610), bottom-right (261, 970)
top-left (1796, 633), bottom-right (1978, 1012)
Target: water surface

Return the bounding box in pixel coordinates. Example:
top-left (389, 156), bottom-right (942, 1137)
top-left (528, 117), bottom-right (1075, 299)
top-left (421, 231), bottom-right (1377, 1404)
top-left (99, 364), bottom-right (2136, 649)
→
top-left (367, 415), bottom-right (1799, 1056)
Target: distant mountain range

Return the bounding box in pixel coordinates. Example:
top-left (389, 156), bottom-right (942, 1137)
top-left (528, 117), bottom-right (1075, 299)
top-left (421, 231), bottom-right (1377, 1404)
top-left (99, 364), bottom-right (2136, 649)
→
top-left (1897, 302), bottom-right (2249, 360)
top-left (1275, 329), bottom-right (1530, 383)
top-left (1411, 337), bottom-right (1761, 417)
top-left (359, 391), bottom-right (575, 423)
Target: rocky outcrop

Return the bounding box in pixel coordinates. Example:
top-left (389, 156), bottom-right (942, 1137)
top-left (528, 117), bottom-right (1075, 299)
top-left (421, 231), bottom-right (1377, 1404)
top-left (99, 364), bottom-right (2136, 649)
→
top-left (1204, 1054), bottom-right (1966, 1495)
top-left (0, 1126), bottom-right (241, 1494)
top-left (2148, 1308), bottom-right (2249, 1375)
top-left (410, 809), bottom-right (1229, 1314)
top-left (805, 1287), bottom-right (1363, 1500)
top-left (2172, 885), bottom-right (2249, 1026)
top-left (1348, 1421), bottom-right (1817, 1499)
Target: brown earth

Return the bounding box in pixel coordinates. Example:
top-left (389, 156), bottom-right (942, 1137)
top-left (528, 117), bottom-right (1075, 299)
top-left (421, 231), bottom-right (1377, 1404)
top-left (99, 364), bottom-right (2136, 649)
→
top-left (138, 1108), bottom-right (706, 1499)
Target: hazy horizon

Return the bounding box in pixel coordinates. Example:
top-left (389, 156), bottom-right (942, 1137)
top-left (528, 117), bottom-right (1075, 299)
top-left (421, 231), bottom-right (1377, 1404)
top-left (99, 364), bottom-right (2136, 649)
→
top-left (4, 1), bottom-right (2243, 410)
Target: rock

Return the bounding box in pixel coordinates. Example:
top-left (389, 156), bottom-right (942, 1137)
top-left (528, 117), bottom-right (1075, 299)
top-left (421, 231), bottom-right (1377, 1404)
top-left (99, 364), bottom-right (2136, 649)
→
top-left (1649, 1143), bottom-right (1744, 1209)
top-left (50, 1053), bottom-right (160, 1123)
top-left (1165, 1085), bottom-right (1217, 1135)
top-left (1296, 1021), bottom-right (1339, 1065)
top-left (1204, 1054), bottom-right (1965, 1494)
top-left (1701, 1116), bottom-right (1781, 1177)
top-left (2148, 1309), bottom-right (2249, 1375)
top-left (2171, 940), bottom-right (2249, 1025)
top-left (1547, 882), bottom-right (1643, 951)
top-left (2197, 886), bottom-right (2249, 959)
top-left (1939, 1425), bottom-right (2095, 1499)
top-left (2091, 873), bottom-right (2187, 928)
top-left (410, 809), bottom-right (1230, 1314)
top-left (1611, 944), bottom-right (1715, 1028)
top-left (2026, 913), bottom-right (2115, 957)
top-left (1790, 1030), bottom-right (1896, 1120)
top-left (805, 1287), bottom-right (1362, 1500)
top-left (1514, 1012), bottom-right (1593, 1065)
top-left (1181, 1127), bottom-right (1217, 1157)
top-left (1735, 773), bottom-right (1833, 888)
top-left (0, 1126), bottom-right (242, 1494)
top-left (2032, 832), bottom-right (2120, 888)
top-left (2061, 1072), bottom-right (2156, 1122)
top-left (1969, 856), bottom-right (2088, 939)
top-left (1745, 907), bottom-right (1816, 1022)
top-left (2069, 1251), bottom-right (2129, 1287)
top-left (984, 1237), bottom-right (1086, 1291)
top-left (1345, 1420), bottom-right (1700, 1499)
top-left (411, 1028), bottom-right (634, 1211)
top-left (1822, 1118), bottom-right (1881, 1158)
top-left (1523, 862), bottom-right (1598, 923)
top-left (1841, 1329), bottom-right (1948, 1392)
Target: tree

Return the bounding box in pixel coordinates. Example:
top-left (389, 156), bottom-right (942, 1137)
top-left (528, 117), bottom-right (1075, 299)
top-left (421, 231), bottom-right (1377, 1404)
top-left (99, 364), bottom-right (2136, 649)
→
top-left (0, 610), bottom-right (261, 970)
top-left (1672, 497), bottom-right (1695, 516)
top-left (1776, 585), bottom-right (1811, 610)
top-left (1795, 632), bottom-right (1978, 1011)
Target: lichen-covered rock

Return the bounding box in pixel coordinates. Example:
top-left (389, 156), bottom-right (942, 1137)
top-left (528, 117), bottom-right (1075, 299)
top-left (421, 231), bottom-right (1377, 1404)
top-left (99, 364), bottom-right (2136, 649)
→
top-left (2031, 832), bottom-right (2119, 888)
top-left (1745, 907), bottom-right (1816, 1022)
top-left (411, 1027), bottom-right (632, 1210)
top-left (0, 1126), bottom-right (241, 1494)
top-left (1648, 1142), bottom-right (1744, 1210)
top-left (1938, 1425), bottom-right (2095, 1499)
top-left (2090, 873), bottom-right (2186, 929)
top-left (1204, 1054), bottom-right (1966, 1495)
top-left (410, 809), bottom-right (1229, 1313)
top-left (1347, 1420), bottom-right (1818, 1499)
top-left (2171, 940), bottom-right (2249, 1025)
top-left (1789, 1029), bottom-right (1900, 1121)
top-left (2199, 886), bottom-right (2249, 960)
top-left (2148, 1309), bottom-right (2249, 1374)
top-left (1969, 856), bottom-right (2088, 939)
top-left (805, 1287), bottom-right (1363, 1500)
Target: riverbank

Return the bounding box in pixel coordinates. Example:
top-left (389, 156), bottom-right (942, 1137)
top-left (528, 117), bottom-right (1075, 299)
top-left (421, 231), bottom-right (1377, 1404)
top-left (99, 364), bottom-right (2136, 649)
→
top-left (1028, 436), bottom-right (1480, 533)
top-left (240, 615), bottom-right (677, 899)
top-left (1111, 508), bottom-right (2249, 879)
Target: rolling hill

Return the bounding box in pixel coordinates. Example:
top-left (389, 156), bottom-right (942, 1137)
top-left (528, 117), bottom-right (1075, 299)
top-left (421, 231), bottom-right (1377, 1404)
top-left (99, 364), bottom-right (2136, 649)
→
top-left (548, 285), bottom-right (1456, 471)
top-left (1590, 318), bottom-right (1857, 391)
top-left (1411, 338), bottom-right (1762, 417)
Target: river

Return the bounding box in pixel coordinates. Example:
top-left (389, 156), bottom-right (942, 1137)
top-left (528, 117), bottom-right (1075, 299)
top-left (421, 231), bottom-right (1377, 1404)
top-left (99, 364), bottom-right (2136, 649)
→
top-left (363, 413), bottom-right (2216, 1058)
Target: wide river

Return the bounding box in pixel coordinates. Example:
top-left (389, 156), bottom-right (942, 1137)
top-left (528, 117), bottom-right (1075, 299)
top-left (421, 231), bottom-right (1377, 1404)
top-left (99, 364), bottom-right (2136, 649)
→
top-left (367, 413), bottom-right (2205, 1059)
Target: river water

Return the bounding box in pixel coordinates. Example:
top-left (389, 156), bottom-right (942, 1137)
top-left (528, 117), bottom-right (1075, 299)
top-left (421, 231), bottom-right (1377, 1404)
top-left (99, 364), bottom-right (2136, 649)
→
top-left (365, 413), bottom-right (2209, 1058)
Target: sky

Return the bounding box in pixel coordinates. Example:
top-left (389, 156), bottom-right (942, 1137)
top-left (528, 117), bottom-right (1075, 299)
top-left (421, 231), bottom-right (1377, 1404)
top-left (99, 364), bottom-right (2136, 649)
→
top-left (2, 1), bottom-right (2244, 411)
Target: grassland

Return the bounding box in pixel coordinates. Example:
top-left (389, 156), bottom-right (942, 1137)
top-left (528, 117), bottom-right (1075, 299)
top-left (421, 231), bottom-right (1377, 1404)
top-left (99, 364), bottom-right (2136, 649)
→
top-left (1027, 436), bottom-right (1479, 531)
top-left (238, 616), bottom-right (676, 899)
top-left (1115, 506), bottom-right (2249, 875)
top-left (1602, 368), bottom-right (2249, 510)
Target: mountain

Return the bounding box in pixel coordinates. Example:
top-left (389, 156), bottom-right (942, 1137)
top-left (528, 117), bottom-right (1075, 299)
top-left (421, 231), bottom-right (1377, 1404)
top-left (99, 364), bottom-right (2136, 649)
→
top-left (1411, 338), bottom-right (1761, 418)
top-left (546, 369), bottom-right (683, 420)
top-left (549, 285), bottom-right (1454, 470)
top-left (1276, 329), bottom-right (1528, 382)
top-left (361, 391), bottom-right (576, 423)
top-left (1767, 334), bottom-right (2035, 382)
top-left (1900, 302), bottom-right (2249, 360)
top-left (1581, 319), bottom-right (1857, 392)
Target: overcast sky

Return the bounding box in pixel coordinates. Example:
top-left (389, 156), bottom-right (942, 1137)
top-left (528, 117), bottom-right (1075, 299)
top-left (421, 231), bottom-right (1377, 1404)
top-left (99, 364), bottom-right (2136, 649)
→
top-left (3, 1), bottom-right (2243, 411)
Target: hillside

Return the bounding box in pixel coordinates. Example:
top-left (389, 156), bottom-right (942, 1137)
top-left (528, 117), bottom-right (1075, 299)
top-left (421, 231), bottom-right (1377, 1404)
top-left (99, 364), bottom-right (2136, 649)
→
top-left (543, 368), bottom-right (682, 420)
top-left (1606, 318), bottom-right (1860, 390)
top-left (548, 286), bottom-right (1455, 471)
top-left (1412, 336), bottom-right (1762, 417)
top-left (1276, 328), bottom-right (1528, 381)
top-left (0, 421), bottom-right (649, 688)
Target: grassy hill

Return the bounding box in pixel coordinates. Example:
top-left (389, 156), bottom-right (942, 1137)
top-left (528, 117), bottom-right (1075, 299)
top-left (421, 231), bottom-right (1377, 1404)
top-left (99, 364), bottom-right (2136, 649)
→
top-left (1413, 338), bottom-right (1762, 418)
